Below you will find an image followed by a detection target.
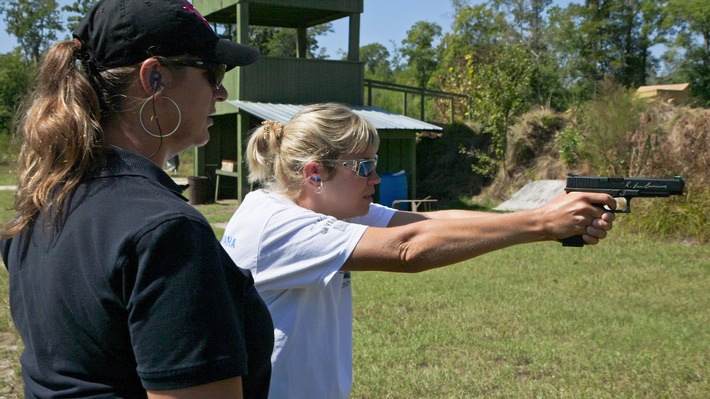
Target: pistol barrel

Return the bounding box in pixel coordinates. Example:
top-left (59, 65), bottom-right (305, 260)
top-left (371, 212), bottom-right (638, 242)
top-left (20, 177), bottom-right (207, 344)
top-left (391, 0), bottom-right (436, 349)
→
top-left (565, 175), bottom-right (684, 197)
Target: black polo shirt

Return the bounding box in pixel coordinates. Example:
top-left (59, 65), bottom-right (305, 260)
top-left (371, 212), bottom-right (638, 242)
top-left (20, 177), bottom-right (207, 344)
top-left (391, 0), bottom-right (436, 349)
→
top-left (1, 149), bottom-right (273, 398)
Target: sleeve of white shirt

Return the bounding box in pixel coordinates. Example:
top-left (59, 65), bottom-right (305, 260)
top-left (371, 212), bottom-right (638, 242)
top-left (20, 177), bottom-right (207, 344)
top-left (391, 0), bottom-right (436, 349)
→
top-left (222, 193), bottom-right (396, 292)
top-left (345, 202), bottom-right (396, 227)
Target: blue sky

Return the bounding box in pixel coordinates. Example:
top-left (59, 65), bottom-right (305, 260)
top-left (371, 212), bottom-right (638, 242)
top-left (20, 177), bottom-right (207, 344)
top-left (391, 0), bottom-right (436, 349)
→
top-left (318, 0), bottom-right (456, 58)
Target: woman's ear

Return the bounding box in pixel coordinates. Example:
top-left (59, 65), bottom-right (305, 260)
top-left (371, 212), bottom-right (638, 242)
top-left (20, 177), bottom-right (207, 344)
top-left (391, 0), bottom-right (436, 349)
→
top-left (303, 161), bottom-right (321, 182)
top-left (138, 58), bottom-right (170, 94)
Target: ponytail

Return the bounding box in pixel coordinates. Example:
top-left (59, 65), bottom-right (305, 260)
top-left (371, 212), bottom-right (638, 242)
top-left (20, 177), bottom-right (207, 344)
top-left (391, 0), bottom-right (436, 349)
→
top-left (246, 120), bottom-right (283, 187)
top-left (2, 40), bottom-right (104, 238)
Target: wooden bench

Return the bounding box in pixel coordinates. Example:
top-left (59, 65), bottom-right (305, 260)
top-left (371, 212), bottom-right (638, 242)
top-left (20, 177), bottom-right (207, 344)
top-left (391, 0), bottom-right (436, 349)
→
top-left (214, 169), bottom-right (239, 202)
top-left (391, 196), bottom-right (437, 212)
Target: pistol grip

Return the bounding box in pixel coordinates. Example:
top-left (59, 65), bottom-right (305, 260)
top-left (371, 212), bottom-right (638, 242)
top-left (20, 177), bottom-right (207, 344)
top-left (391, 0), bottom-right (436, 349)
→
top-left (560, 235), bottom-right (585, 247)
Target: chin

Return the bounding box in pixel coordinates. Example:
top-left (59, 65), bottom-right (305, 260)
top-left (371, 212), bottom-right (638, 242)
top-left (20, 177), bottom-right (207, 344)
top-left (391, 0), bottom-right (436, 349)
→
top-left (338, 206), bottom-right (369, 220)
top-left (196, 131), bottom-right (210, 147)
top-left (356, 203), bottom-right (371, 217)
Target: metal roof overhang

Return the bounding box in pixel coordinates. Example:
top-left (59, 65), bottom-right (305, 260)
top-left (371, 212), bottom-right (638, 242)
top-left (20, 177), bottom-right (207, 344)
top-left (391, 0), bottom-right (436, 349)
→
top-left (227, 101), bottom-right (443, 132)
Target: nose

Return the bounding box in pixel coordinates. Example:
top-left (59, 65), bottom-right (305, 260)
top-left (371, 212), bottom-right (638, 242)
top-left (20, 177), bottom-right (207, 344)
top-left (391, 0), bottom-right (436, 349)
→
top-left (214, 84), bottom-right (228, 101)
top-left (369, 169), bottom-right (381, 184)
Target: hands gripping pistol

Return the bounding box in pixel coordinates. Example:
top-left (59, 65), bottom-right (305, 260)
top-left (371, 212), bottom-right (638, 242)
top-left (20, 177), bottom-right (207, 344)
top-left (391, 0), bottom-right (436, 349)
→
top-left (560, 175), bottom-right (685, 247)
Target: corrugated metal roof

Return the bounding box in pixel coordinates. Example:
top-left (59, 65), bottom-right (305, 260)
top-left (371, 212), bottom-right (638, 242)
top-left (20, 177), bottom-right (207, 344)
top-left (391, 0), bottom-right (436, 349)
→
top-left (227, 100), bottom-right (443, 131)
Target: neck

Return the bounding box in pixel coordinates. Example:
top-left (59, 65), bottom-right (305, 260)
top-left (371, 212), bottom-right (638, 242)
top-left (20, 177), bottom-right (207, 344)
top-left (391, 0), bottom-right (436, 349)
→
top-left (104, 132), bottom-right (169, 167)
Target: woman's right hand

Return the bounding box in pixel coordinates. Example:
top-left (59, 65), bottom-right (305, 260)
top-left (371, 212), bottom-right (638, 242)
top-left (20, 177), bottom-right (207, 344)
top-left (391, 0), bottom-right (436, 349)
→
top-left (536, 191), bottom-right (616, 245)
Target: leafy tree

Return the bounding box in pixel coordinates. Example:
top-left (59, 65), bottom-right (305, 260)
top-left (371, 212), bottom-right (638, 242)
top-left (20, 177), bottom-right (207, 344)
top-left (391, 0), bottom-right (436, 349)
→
top-left (440, 2), bottom-right (510, 69)
top-left (547, 0), bottom-right (667, 101)
top-left (248, 24), bottom-right (333, 59)
top-left (448, 44), bottom-right (533, 176)
top-left (360, 43), bottom-right (392, 80)
top-left (606, 0), bottom-right (667, 88)
top-left (547, 1), bottom-right (614, 101)
top-left (400, 21), bottom-right (442, 88)
top-left (471, 45), bottom-right (533, 172)
top-left (492, 0), bottom-right (552, 51)
top-left (0, 0), bottom-right (63, 64)
top-left (527, 48), bottom-right (567, 110)
top-left (490, 0), bottom-right (567, 109)
top-left (435, 2), bottom-right (512, 117)
top-left (0, 49), bottom-right (30, 135)
top-left (664, 0), bottom-right (710, 105)
top-left (63, 0), bottom-right (95, 34)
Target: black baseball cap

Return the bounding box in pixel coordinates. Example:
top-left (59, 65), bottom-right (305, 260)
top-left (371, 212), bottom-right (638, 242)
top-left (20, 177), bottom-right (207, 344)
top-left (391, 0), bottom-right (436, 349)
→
top-left (73, 0), bottom-right (260, 71)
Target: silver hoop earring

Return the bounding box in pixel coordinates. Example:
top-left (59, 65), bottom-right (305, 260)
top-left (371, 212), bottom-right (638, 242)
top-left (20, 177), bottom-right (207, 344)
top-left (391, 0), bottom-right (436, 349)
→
top-left (139, 96), bottom-right (182, 138)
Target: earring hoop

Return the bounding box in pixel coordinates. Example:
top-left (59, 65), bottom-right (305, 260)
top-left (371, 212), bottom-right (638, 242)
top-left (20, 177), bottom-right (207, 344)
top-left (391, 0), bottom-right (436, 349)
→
top-left (311, 176), bottom-right (323, 194)
top-left (139, 96), bottom-right (182, 138)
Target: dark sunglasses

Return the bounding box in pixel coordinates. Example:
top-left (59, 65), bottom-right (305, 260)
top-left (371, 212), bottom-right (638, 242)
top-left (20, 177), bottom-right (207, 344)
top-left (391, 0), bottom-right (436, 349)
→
top-left (168, 59), bottom-right (226, 89)
top-left (325, 155), bottom-right (378, 177)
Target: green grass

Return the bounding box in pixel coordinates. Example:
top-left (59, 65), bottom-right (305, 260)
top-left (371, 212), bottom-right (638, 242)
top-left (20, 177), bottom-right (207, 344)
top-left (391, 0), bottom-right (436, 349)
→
top-left (351, 236), bottom-right (709, 398)
top-left (1, 189), bottom-right (708, 398)
top-left (0, 163), bottom-right (17, 186)
top-left (0, 191), bottom-right (16, 225)
top-left (0, 187), bottom-right (22, 397)
top-left (192, 201), bottom-right (239, 239)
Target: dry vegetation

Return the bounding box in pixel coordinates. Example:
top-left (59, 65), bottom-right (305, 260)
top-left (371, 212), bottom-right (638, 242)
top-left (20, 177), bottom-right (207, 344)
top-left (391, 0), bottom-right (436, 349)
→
top-left (417, 97), bottom-right (709, 243)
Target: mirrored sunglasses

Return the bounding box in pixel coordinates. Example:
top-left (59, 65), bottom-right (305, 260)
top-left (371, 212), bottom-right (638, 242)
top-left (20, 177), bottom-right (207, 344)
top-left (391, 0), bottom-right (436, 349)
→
top-left (326, 155), bottom-right (378, 177)
top-left (168, 59), bottom-right (226, 89)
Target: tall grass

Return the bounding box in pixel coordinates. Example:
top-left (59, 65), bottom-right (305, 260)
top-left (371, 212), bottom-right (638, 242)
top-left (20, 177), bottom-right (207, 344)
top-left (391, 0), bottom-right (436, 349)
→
top-left (574, 80), bottom-right (646, 177)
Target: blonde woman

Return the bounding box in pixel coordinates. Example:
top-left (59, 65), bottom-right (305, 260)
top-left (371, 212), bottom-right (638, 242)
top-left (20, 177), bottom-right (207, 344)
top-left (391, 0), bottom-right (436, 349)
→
top-left (1, 0), bottom-right (273, 397)
top-left (221, 103), bottom-right (616, 399)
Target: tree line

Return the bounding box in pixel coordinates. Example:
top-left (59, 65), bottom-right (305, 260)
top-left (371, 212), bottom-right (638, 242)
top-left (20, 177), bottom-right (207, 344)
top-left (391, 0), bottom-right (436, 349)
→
top-left (1, 0), bottom-right (708, 144)
top-left (363, 0), bottom-right (708, 173)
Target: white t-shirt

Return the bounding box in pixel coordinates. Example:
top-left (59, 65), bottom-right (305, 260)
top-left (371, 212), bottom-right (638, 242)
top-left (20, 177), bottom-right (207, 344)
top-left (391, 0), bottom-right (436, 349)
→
top-left (221, 190), bottom-right (396, 399)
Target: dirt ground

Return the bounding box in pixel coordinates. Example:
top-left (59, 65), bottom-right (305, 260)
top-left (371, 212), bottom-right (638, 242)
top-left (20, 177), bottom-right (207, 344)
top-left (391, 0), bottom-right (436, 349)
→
top-left (0, 332), bottom-right (22, 399)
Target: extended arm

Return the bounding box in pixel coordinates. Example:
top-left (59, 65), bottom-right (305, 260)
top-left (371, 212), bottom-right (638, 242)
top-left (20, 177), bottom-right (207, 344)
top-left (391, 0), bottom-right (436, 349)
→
top-left (343, 192), bottom-right (615, 273)
top-left (387, 208), bottom-right (492, 226)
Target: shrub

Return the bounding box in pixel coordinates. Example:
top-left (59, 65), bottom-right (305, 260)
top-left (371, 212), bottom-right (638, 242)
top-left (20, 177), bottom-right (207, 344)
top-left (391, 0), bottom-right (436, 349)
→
top-left (623, 101), bottom-right (709, 243)
top-left (415, 123), bottom-right (490, 206)
top-left (573, 79), bottom-right (646, 176)
top-left (556, 126), bottom-right (582, 167)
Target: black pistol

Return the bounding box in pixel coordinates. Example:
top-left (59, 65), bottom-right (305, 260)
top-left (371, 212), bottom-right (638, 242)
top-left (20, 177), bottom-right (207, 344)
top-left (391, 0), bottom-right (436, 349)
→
top-left (560, 175), bottom-right (685, 247)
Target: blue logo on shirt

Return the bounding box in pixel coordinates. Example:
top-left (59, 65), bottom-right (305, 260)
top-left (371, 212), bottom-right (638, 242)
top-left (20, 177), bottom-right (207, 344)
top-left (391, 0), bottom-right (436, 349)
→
top-left (222, 235), bottom-right (236, 249)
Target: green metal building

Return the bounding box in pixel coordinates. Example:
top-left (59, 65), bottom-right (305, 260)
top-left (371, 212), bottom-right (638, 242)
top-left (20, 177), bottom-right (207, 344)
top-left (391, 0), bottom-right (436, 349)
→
top-left (192, 0), bottom-right (441, 203)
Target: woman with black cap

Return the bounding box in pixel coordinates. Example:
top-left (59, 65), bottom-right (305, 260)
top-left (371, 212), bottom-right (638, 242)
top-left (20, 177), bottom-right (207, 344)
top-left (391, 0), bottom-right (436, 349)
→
top-left (0, 0), bottom-right (273, 398)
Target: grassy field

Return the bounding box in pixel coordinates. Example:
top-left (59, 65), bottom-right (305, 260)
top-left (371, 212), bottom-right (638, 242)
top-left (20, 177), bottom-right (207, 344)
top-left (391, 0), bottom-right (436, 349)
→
top-left (0, 188), bottom-right (22, 397)
top-left (0, 189), bottom-right (708, 398)
top-left (0, 164), bottom-right (17, 186)
top-left (350, 236), bottom-right (709, 398)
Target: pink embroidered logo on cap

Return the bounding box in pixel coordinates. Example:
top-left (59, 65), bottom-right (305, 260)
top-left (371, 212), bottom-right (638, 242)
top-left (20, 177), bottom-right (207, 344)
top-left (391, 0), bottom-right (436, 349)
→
top-left (182, 1), bottom-right (211, 29)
